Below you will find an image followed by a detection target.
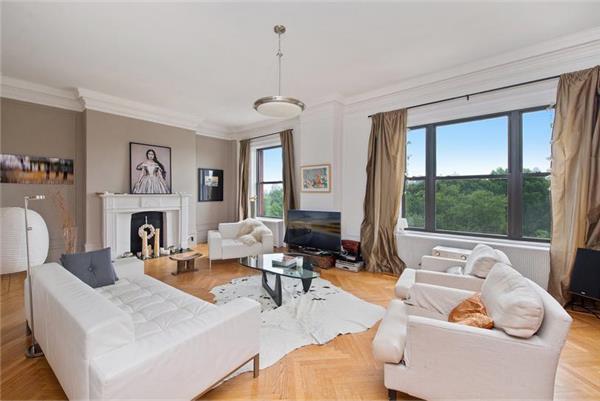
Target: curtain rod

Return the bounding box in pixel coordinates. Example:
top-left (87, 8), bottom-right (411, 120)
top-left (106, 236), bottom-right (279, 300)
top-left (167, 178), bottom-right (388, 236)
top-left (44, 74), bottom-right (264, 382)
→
top-left (368, 74), bottom-right (561, 118)
top-left (248, 131), bottom-right (281, 141)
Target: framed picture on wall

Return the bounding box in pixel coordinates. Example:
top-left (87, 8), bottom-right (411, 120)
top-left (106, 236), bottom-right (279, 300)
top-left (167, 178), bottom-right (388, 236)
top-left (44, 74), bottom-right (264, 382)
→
top-left (301, 163), bottom-right (331, 193)
top-left (129, 142), bottom-right (172, 194)
top-left (198, 168), bottom-right (224, 202)
top-left (0, 153), bottom-right (74, 184)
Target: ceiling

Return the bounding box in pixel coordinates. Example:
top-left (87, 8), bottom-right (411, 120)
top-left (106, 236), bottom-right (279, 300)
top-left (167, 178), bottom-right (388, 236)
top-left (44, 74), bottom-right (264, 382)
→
top-left (2, 2), bottom-right (600, 130)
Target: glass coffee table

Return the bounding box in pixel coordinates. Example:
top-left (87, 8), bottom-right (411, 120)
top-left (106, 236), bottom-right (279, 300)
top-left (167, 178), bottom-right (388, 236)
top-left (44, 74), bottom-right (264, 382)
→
top-left (239, 253), bottom-right (319, 307)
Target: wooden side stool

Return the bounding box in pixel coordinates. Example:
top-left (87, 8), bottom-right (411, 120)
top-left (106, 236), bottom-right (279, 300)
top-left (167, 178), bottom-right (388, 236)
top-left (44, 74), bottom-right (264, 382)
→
top-left (170, 252), bottom-right (202, 275)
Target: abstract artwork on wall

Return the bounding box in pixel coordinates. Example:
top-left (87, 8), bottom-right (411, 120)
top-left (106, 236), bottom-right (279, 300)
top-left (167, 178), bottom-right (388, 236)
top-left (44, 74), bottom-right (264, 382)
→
top-left (0, 153), bottom-right (74, 184)
top-left (301, 164), bottom-right (331, 193)
top-left (130, 142), bottom-right (172, 194)
top-left (198, 168), bottom-right (224, 201)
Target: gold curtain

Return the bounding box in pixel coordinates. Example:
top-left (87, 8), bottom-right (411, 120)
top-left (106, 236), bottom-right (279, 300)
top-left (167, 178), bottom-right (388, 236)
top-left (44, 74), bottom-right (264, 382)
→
top-left (360, 109), bottom-right (407, 275)
top-left (238, 139), bottom-right (251, 220)
top-left (549, 65), bottom-right (600, 305)
top-left (280, 129), bottom-right (297, 222)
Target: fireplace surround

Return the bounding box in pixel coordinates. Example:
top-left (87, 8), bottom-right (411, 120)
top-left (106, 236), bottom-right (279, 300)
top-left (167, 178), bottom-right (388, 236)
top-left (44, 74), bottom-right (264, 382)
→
top-left (99, 193), bottom-right (191, 259)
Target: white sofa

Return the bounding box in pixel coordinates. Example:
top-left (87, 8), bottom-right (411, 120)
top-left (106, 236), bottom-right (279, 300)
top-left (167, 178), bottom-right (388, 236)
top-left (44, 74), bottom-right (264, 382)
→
top-left (395, 245), bottom-right (508, 299)
top-left (25, 257), bottom-right (261, 400)
top-left (373, 264), bottom-right (573, 401)
top-left (208, 221), bottom-right (273, 267)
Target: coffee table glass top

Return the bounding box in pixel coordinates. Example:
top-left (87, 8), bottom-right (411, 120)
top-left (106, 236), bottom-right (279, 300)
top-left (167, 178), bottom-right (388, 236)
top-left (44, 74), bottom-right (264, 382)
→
top-left (239, 253), bottom-right (319, 280)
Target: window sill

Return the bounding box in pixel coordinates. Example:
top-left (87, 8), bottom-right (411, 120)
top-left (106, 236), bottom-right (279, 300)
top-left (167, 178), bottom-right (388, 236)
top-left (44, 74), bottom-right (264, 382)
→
top-left (257, 217), bottom-right (284, 223)
top-left (395, 229), bottom-right (550, 250)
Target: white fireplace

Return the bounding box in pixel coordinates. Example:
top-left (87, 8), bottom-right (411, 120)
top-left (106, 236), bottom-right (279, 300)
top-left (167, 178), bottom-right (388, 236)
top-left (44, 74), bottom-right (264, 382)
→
top-left (99, 193), bottom-right (191, 258)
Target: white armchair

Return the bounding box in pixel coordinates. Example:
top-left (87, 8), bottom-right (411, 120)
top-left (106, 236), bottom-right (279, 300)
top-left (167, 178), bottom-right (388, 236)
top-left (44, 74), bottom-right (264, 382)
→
top-left (208, 221), bottom-right (273, 268)
top-left (374, 272), bottom-right (572, 400)
top-left (395, 244), bottom-right (508, 299)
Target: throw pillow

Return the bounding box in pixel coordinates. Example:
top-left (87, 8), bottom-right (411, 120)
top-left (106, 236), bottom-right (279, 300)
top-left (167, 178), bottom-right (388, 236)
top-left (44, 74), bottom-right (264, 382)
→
top-left (446, 265), bottom-right (464, 275)
top-left (464, 244), bottom-right (511, 278)
top-left (251, 225), bottom-right (271, 242)
top-left (237, 218), bottom-right (262, 236)
top-left (238, 234), bottom-right (258, 246)
top-left (481, 263), bottom-right (544, 338)
top-left (448, 293), bottom-right (494, 329)
top-left (60, 247), bottom-right (118, 289)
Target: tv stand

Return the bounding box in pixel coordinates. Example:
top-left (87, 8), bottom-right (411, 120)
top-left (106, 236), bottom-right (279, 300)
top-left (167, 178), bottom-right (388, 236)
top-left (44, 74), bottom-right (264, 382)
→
top-left (288, 246), bottom-right (337, 269)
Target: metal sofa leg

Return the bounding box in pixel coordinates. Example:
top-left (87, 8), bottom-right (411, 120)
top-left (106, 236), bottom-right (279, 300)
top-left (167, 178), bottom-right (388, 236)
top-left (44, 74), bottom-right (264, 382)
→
top-left (253, 354), bottom-right (260, 378)
top-left (388, 389), bottom-right (397, 401)
top-left (209, 258), bottom-right (212, 270)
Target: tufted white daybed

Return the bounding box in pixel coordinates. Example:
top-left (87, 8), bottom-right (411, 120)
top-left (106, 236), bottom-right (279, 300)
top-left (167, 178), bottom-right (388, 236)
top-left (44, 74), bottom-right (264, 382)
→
top-left (25, 257), bottom-right (260, 400)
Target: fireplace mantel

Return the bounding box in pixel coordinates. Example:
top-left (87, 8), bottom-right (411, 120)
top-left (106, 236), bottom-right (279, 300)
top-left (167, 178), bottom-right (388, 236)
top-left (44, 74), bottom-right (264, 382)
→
top-left (99, 193), bottom-right (191, 258)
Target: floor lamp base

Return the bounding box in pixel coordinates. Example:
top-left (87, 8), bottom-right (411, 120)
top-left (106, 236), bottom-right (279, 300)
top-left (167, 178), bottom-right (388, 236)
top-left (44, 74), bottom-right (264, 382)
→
top-left (26, 343), bottom-right (44, 358)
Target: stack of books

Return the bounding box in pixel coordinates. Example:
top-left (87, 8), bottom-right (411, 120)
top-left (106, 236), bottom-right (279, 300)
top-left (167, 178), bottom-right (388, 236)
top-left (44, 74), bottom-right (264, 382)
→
top-left (272, 255), bottom-right (297, 268)
top-left (335, 256), bottom-right (365, 272)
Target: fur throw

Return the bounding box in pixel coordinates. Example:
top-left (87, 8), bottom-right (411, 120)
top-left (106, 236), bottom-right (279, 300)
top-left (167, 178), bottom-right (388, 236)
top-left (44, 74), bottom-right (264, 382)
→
top-left (237, 218), bottom-right (271, 245)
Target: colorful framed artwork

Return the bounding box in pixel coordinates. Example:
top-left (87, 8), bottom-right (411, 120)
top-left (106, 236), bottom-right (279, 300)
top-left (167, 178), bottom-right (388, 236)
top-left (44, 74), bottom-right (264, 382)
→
top-left (0, 153), bottom-right (74, 184)
top-left (129, 142), bottom-right (172, 194)
top-left (301, 164), bottom-right (331, 193)
top-left (198, 168), bottom-right (224, 201)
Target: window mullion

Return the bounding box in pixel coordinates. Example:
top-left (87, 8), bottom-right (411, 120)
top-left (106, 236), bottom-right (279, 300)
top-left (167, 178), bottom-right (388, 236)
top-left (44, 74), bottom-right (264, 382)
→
top-left (425, 124), bottom-right (436, 232)
top-left (508, 110), bottom-right (523, 239)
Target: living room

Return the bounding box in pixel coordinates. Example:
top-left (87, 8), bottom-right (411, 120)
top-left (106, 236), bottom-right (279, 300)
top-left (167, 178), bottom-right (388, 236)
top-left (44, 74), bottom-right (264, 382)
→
top-left (1, 2), bottom-right (599, 400)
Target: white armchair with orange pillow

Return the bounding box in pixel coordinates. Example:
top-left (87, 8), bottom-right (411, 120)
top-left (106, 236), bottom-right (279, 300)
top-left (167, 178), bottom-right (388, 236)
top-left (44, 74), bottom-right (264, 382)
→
top-left (395, 244), bottom-right (511, 299)
top-left (373, 263), bottom-right (572, 401)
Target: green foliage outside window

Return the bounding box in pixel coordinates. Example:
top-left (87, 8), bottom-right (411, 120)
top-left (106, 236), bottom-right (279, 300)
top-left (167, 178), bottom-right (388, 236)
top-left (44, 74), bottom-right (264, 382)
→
top-left (404, 168), bottom-right (551, 239)
top-left (262, 185), bottom-right (283, 218)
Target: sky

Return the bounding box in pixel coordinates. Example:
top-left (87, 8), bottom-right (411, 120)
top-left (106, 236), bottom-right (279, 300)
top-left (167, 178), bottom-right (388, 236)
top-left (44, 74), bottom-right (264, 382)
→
top-left (407, 109), bottom-right (554, 177)
top-left (261, 146), bottom-right (283, 182)
top-left (260, 108), bottom-right (554, 181)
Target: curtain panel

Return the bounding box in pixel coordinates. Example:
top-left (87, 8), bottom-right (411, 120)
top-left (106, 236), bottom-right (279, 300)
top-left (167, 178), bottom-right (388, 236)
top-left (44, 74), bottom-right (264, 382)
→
top-left (238, 139), bottom-right (251, 220)
top-left (549, 65), bottom-right (600, 305)
top-left (360, 109), bottom-right (408, 275)
top-left (280, 129), bottom-right (298, 222)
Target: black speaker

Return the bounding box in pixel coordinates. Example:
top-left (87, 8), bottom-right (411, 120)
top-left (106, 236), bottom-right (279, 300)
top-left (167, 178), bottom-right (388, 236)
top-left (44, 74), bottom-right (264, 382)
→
top-left (569, 248), bottom-right (600, 301)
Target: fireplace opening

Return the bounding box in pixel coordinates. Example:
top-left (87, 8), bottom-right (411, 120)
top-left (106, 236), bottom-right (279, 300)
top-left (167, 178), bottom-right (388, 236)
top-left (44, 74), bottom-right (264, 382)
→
top-left (130, 211), bottom-right (164, 254)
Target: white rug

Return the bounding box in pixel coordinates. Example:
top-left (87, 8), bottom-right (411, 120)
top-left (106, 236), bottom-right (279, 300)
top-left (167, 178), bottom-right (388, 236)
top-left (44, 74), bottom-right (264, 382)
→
top-left (210, 274), bottom-right (385, 377)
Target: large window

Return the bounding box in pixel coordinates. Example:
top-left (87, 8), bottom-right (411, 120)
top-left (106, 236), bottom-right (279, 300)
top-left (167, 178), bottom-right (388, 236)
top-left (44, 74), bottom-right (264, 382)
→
top-left (403, 107), bottom-right (554, 241)
top-left (256, 146), bottom-right (284, 218)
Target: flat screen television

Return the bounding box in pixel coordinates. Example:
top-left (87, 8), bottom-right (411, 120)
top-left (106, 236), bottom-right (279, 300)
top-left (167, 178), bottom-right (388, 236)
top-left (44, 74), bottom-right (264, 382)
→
top-left (284, 209), bottom-right (341, 253)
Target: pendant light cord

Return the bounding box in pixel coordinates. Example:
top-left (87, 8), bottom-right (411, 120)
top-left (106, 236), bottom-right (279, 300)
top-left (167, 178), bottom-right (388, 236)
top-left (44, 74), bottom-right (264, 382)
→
top-left (277, 32), bottom-right (283, 96)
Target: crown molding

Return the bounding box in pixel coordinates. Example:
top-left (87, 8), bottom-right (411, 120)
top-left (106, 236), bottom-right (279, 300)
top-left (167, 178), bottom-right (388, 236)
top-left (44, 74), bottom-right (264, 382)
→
top-left (195, 121), bottom-right (233, 140)
top-left (0, 77), bottom-right (84, 111)
top-left (343, 27), bottom-right (600, 114)
top-left (77, 88), bottom-right (205, 131)
top-left (3, 27), bottom-right (599, 138)
top-left (231, 116), bottom-right (300, 141)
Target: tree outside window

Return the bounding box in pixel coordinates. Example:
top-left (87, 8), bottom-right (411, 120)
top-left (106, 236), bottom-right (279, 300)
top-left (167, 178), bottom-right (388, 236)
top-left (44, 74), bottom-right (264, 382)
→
top-left (256, 146), bottom-right (284, 218)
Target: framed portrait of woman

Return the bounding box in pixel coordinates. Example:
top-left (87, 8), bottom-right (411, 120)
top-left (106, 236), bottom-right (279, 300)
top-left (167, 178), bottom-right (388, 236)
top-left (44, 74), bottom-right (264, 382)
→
top-left (129, 142), bottom-right (172, 194)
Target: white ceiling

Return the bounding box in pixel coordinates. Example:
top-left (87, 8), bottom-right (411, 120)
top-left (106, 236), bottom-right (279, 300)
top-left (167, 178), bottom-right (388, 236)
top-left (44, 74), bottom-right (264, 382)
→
top-left (2, 2), bottom-right (600, 130)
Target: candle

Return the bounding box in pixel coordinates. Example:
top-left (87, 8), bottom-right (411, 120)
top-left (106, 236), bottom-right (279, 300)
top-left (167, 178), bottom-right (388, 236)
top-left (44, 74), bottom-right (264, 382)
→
top-left (154, 228), bottom-right (160, 258)
top-left (142, 230), bottom-right (148, 259)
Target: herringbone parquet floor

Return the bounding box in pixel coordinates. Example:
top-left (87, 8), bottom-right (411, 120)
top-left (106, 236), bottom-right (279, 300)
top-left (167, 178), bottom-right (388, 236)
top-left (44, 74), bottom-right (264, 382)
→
top-left (1, 244), bottom-right (599, 400)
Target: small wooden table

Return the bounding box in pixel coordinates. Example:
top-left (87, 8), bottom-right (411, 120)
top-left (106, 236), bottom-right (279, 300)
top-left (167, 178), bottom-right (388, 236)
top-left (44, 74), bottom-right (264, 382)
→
top-left (170, 252), bottom-right (202, 275)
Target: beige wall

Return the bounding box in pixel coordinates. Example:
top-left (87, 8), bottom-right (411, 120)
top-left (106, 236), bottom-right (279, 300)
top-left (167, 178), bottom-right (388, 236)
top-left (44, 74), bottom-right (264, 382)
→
top-left (195, 136), bottom-right (237, 241)
top-left (0, 98), bottom-right (85, 262)
top-left (84, 110), bottom-right (199, 250)
top-left (1, 100), bottom-right (237, 258)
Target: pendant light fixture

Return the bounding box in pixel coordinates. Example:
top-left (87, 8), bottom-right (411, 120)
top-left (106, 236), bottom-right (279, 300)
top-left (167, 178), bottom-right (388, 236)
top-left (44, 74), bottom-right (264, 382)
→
top-left (254, 25), bottom-right (305, 118)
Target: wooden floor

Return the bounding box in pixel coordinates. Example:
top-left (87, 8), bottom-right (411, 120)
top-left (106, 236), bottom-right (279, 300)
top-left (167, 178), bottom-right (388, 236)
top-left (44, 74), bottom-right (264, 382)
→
top-left (1, 243), bottom-right (599, 400)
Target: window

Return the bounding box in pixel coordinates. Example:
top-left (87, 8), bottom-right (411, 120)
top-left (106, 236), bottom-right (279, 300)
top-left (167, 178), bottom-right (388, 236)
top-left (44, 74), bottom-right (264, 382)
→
top-left (256, 146), bottom-right (283, 218)
top-left (522, 109), bottom-right (553, 239)
top-left (403, 107), bottom-right (554, 241)
top-left (404, 128), bottom-right (426, 228)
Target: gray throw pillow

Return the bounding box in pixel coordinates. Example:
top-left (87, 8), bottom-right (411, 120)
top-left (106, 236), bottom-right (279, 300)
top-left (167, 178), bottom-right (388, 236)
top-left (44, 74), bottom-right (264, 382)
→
top-left (60, 247), bottom-right (118, 288)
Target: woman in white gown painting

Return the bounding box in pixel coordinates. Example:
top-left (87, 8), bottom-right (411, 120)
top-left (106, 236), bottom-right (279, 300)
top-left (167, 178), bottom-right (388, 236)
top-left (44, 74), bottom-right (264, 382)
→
top-left (132, 149), bottom-right (170, 193)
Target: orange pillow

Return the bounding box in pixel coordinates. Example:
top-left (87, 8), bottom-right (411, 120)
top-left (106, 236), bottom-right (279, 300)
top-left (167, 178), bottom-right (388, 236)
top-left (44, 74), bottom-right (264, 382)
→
top-left (448, 293), bottom-right (494, 329)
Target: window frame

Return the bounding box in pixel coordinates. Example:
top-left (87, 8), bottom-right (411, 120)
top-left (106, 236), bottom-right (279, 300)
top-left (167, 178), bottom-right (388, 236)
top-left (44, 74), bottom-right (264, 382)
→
top-left (256, 145), bottom-right (284, 218)
top-left (402, 105), bottom-right (553, 242)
